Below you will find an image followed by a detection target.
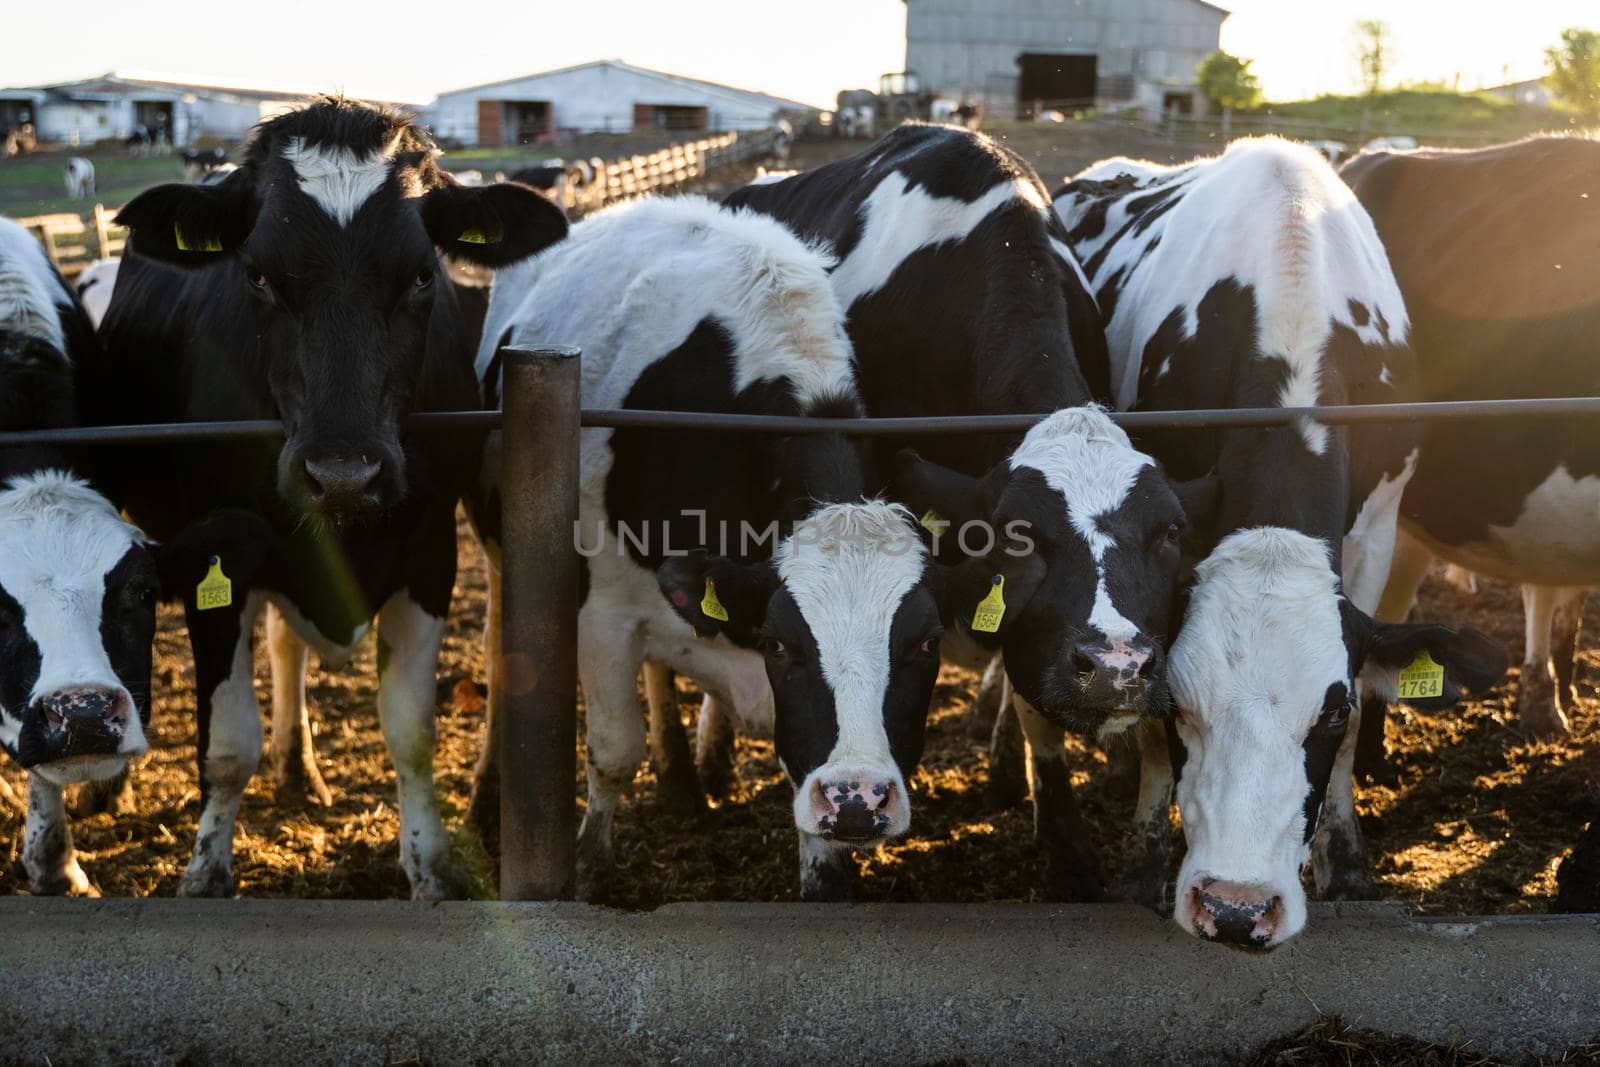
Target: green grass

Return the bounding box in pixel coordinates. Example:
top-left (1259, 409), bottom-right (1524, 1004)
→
top-left (0, 145), bottom-right (186, 218)
top-left (1255, 88), bottom-right (1584, 139)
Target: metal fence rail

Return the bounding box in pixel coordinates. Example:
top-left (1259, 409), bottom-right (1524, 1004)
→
top-left (9, 345), bottom-right (1600, 901)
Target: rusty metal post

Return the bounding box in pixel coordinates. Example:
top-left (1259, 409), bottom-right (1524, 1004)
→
top-left (498, 344), bottom-right (581, 900)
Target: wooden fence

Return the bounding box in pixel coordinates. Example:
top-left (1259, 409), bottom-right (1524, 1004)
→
top-left (14, 128), bottom-right (781, 279)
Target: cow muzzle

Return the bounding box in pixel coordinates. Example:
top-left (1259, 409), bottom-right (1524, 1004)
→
top-left (282, 438), bottom-right (406, 518)
top-left (795, 768), bottom-right (908, 845)
top-left (26, 686), bottom-right (139, 765)
top-left (1182, 876), bottom-right (1286, 950)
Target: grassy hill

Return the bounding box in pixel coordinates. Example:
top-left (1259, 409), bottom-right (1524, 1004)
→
top-left (1258, 88), bottom-right (1583, 140)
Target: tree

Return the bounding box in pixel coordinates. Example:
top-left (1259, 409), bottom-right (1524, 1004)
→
top-left (1196, 50), bottom-right (1263, 112)
top-left (1546, 28), bottom-right (1600, 120)
top-left (1354, 19), bottom-right (1392, 95)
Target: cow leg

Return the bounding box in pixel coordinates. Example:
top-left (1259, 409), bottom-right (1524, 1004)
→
top-left (1121, 718), bottom-right (1173, 912)
top-left (266, 603), bottom-right (332, 808)
top-left (695, 694), bottom-right (737, 801)
top-left (467, 553), bottom-right (502, 846)
top-left (797, 830), bottom-right (853, 902)
top-left (644, 661), bottom-right (704, 816)
top-left (1359, 527), bottom-right (1434, 782)
top-left (1312, 701), bottom-right (1377, 901)
top-left (1519, 585), bottom-right (1575, 738)
top-left (1551, 587), bottom-right (1587, 722)
top-left (181, 594), bottom-right (263, 898)
top-left (21, 775), bottom-right (93, 896)
top-left (376, 590), bottom-right (461, 901)
top-left (984, 674), bottom-right (1028, 809)
top-left (1016, 695), bottom-right (1105, 901)
top-left (966, 654), bottom-right (1007, 740)
top-left (72, 763), bottom-right (135, 817)
top-left (576, 621), bottom-right (647, 902)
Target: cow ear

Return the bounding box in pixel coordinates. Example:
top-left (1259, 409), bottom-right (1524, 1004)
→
top-left (890, 449), bottom-right (990, 558)
top-left (151, 509), bottom-right (276, 607)
top-left (421, 180), bottom-right (569, 267)
top-left (656, 553), bottom-right (778, 650)
top-left (1342, 599), bottom-right (1511, 710)
top-left (942, 550), bottom-right (1046, 651)
top-left (116, 168), bottom-right (254, 266)
top-left (1173, 472), bottom-right (1221, 534)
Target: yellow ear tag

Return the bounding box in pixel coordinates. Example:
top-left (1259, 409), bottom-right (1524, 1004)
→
top-left (457, 226), bottom-right (499, 245)
top-left (173, 224), bottom-right (222, 253)
top-left (1397, 650), bottom-right (1445, 700)
top-left (700, 578), bottom-right (730, 623)
top-left (971, 575), bottom-right (1006, 634)
top-left (919, 509), bottom-right (946, 535)
top-left (196, 556), bottom-right (233, 611)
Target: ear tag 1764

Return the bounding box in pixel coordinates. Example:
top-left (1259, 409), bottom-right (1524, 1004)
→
top-left (197, 556), bottom-right (233, 611)
top-left (971, 575), bottom-right (1006, 634)
top-left (173, 224), bottom-right (222, 253)
top-left (700, 578), bottom-right (730, 622)
top-left (1397, 650), bottom-right (1445, 700)
top-left (919, 509), bottom-right (946, 535)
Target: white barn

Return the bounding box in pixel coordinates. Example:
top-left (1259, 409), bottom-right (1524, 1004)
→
top-left (904, 0), bottom-right (1229, 119)
top-left (427, 60), bottom-right (812, 146)
top-left (13, 74), bottom-right (311, 147)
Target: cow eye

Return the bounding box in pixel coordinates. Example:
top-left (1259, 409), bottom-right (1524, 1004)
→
top-left (413, 268), bottom-right (435, 291)
top-left (1320, 701), bottom-right (1352, 729)
top-left (245, 267), bottom-right (274, 302)
top-left (1165, 519), bottom-right (1183, 544)
top-left (764, 638), bottom-right (787, 659)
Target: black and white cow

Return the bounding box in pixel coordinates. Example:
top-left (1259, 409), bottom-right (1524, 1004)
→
top-left (63, 158), bottom-right (95, 200)
top-left (722, 123), bottom-right (1210, 899)
top-left (0, 217), bottom-right (159, 894)
top-left (1342, 136), bottom-right (1600, 742)
top-left (79, 98), bottom-right (567, 899)
top-left (1055, 137), bottom-right (1506, 946)
top-left (472, 195), bottom-right (949, 900)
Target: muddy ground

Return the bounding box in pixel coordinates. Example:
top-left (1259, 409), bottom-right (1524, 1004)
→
top-left (1, 507), bottom-right (1594, 912)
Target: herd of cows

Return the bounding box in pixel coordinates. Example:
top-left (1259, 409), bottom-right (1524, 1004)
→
top-left (1, 97), bottom-right (1597, 951)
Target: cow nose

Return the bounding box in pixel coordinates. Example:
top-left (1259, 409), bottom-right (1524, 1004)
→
top-left (34, 687), bottom-right (131, 750)
top-left (1188, 878), bottom-right (1284, 948)
top-left (811, 777), bottom-right (896, 843)
top-left (302, 456), bottom-right (384, 511)
top-left (1073, 638), bottom-right (1156, 702)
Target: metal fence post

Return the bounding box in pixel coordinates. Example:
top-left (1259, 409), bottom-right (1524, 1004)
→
top-left (498, 344), bottom-right (581, 900)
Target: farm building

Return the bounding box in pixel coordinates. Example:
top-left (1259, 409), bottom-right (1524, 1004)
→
top-left (904, 0), bottom-right (1229, 118)
top-left (3, 74), bottom-right (359, 147)
top-left (426, 60), bottom-right (812, 146)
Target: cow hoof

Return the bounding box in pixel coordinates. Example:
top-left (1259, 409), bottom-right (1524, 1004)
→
top-left (574, 845), bottom-right (614, 904)
top-left (30, 860), bottom-right (96, 897)
top-left (1517, 671), bottom-right (1570, 739)
top-left (409, 866), bottom-right (472, 902)
top-left (178, 864), bottom-right (236, 899)
top-left (695, 718), bottom-right (737, 802)
top-left (273, 766), bottom-right (334, 810)
top-left (1320, 872), bottom-right (1379, 902)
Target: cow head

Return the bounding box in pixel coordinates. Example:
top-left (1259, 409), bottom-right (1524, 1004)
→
top-left (894, 408), bottom-right (1217, 736)
top-left (659, 502), bottom-right (944, 851)
top-left (115, 98), bottom-right (568, 520)
top-left (0, 473), bottom-right (157, 785)
top-left (1168, 527), bottom-right (1508, 949)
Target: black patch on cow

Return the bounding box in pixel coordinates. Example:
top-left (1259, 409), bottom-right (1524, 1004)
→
top-left (1346, 299), bottom-right (1370, 327)
top-left (1301, 682), bottom-right (1351, 843)
top-left (0, 580), bottom-right (41, 759)
top-left (765, 590), bottom-right (839, 784)
top-left (99, 545), bottom-right (158, 729)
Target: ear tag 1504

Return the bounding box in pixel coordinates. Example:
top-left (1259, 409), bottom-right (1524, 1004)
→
top-left (700, 578), bottom-right (730, 622)
top-left (919, 509), bottom-right (946, 535)
top-left (197, 556), bottom-right (233, 611)
top-left (971, 575), bottom-right (1006, 633)
top-left (1397, 650), bottom-right (1445, 700)
top-left (173, 224), bottom-right (222, 253)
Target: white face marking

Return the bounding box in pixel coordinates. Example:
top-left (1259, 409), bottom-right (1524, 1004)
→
top-left (479, 196), bottom-right (856, 415)
top-left (74, 257), bottom-right (120, 330)
top-left (0, 217), bottom-right (70, 353)
top-left (1055, 138), bottom-right (1410, 450)
top-left (776, 501), bottom-right (926, 838)
top-left (1168, 527), bottom-right (1349, 945)
top-left (283, 134), bottom-right (402, 226)
top-left (0, 473), bottom-right (149, 763)
top-left (1008, 407), bottom-right (1154, 645)
top-left (829, 170), bottom-right (1049, 310)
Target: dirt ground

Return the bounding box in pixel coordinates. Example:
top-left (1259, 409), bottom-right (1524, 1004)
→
top-left (1, 502), bottom-right (1594, 913)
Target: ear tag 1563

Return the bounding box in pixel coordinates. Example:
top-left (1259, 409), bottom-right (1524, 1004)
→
top-left (700, 578), bottom-right (730, 622)
top-left (1397, 650), bottom-right (1445, 700)
top-left (971, 575), bottom-right (1006, 633)
top-left (919, 509), bottom-right (946, 535)
top-left (173, 224), bottom-right (222, 253)
top-left (197, 556), bottom-right (233, 611)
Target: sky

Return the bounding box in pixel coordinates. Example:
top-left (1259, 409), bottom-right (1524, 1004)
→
top-left (3, 1), bottom-right (1596, 107)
